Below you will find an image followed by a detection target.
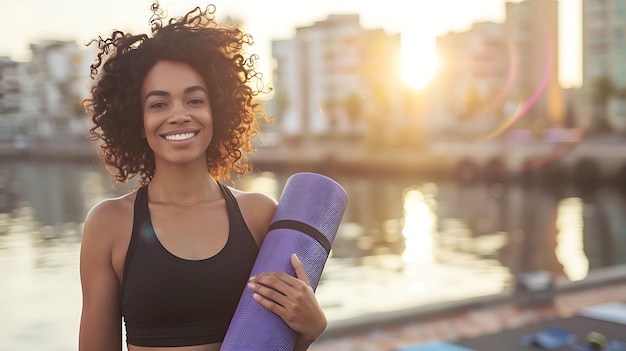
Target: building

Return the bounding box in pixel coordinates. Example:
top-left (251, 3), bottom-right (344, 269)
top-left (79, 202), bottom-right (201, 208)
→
top-left (433, 22), bottom-right (508, 137)
top-left (0, 58), bottom-right (20, 114)
top-left (22, 40), bottom-right (92, 139)
top-left (430, 0), bottom-right (563, 140)
top-left (582, 0), bottom-right (626, 133)
top-left (0, 40), bottom-right (96, 149)
top-left (504, 0), bottom-right (563, 129)
top-left (271, 14), bottom-right (405, 144)
top-left (0, 57), bottom-right (21, 141)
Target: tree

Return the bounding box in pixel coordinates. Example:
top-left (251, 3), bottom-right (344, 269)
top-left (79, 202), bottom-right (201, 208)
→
top-left (461, 87), bottom-right (484, 121)
top-left (343, 94), bottom-right (363, 123)
top-left (591, 75), bottom-right (614, 105)
top-left (590, 75), bottom-right (615, 134)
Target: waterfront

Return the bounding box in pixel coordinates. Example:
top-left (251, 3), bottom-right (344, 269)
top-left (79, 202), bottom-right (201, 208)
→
top-left (1, 159), bottom-right (626, 350)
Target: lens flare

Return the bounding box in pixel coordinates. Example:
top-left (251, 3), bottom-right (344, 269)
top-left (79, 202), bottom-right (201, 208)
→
top-left (141, 221), bottom-right (158, 244)
top-left (479, 34), bottom-right (554, 142)
top-left (479, 99), bottom-right (524, 142)
top-left (475, 41), bottom-right (518, 124)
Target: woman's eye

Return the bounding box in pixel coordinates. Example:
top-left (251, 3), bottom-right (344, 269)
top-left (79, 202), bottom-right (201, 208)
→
top-left (149, 102), bottom-right (167, 109)
top-left (188, 98), bottom-right (204, 105)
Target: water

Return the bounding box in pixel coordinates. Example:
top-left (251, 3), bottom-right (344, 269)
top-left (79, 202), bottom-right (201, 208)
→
top-left (1, 159), bottom-right (626, 350)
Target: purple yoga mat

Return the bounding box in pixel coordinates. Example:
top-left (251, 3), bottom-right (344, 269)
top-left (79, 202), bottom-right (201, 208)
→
top-left (220, 172), bottom-right (348, 351)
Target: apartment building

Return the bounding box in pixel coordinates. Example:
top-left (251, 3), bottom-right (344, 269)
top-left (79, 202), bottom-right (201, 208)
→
top-left (505, 0), bottom-right (563, 128)
top-left (431, 0), bottom-right (563, 138)
top-left (582, 0), bottom-right (626, 132)
top-left (434, 21), bottom-right (508, 136)
top-left (0, 57), bottom-right (21, 140)
top-left (272, 14), bottom-right (404, 142)
top-left (24, 40), bottom-right (91, 138)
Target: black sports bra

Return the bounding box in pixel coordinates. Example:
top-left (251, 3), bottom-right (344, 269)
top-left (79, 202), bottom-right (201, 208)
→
top-left (121, 183), bottom-right (259, 347)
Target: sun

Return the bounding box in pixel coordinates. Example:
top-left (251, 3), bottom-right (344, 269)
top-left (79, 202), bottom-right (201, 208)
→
top-left (401, 31), bottom-right (438, 90)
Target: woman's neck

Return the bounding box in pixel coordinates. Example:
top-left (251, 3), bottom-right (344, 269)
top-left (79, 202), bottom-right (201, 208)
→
top-left (147, 162), bottom-right (221, 206)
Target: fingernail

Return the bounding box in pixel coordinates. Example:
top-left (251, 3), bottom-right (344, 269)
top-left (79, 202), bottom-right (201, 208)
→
top-left (292, 253), bottom-right (301, 262)
top-left (253, 293), bottom-right (261, 301)
top-left (247, 282), bottom-right (256, 289)
top-left (249, 275), bottom-right (256, 281)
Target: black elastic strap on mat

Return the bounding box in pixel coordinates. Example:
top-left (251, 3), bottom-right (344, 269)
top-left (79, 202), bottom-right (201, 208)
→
top-left (268, 220), bottom-right (331, 254)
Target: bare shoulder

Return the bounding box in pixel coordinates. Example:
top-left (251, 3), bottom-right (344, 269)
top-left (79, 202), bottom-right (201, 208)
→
top-left (228, 187), bottom-right (277, 244)
top-left (84, 193), bottom-right (135, 233)
top-left (229, 187), bottom-right (277, 207)
top-left (82, 191), bottom-right (136, 251)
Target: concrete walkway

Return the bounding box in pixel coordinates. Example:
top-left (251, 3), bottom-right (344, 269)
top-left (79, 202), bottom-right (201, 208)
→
top-left (309, 266), bottom-right (626, 351)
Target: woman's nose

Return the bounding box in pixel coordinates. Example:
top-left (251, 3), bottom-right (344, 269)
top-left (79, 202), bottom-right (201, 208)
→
top-left (169, 105), bottom-right (191, 124)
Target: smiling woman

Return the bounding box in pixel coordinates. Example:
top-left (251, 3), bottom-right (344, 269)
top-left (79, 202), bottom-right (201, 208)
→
top-left (78, 3), bottom-right (328, 351)
top-left (401, 30), bottom-right (438, 90)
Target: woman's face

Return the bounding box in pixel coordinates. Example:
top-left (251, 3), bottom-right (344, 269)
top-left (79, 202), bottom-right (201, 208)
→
top-left (141, 60), bottom-right (213, 168)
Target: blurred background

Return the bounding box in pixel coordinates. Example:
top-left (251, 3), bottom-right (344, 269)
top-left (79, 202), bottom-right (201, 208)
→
top-left (2, 0), bottom-right (626, 350)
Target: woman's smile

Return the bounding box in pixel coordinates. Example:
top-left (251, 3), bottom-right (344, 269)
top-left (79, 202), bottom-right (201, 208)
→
top-left (164, 132), bottom-right (197, 141)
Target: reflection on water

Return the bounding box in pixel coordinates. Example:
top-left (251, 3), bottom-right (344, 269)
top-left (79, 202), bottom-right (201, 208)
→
top-left (1, 160), bottom-right (626, 350)
top-left (401, 187), bottom-right (436, 264)
top-left (556, 197), bottom-right (588, 281)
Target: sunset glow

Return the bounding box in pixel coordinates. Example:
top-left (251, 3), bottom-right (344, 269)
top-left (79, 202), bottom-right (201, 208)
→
top-left (0, 1), bottom-right (582, 89)
top-left (401, 31), bottom-right (438, 90)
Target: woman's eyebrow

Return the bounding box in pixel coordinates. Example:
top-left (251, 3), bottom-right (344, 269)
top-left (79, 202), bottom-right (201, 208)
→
top-left (144, 86), bottom-right (207, 101)
top-left (144, 90), bottom-right (169, 101)
top-left (184, 86), bottom-right (208, 95)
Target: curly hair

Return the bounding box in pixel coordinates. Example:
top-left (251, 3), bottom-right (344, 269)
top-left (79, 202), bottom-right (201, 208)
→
top-left (83, 3), bottom-right (270, 184)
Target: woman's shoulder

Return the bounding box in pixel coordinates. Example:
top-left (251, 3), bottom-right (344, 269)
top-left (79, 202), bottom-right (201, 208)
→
top-left (227, 186), bottom-right (277, 243)
top-left (228, 187), bottom-right (277, 207)
top-left (86, 191), bottom-right (136, 222)
top-left (80, 190), bottom-right (138, 288)
top-left (82, 190), bottom-right (137, 242)
top-left (227, 186), bottom-right (277, 219)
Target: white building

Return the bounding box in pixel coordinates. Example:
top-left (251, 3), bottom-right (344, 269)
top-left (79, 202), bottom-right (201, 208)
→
top-left (504, 0), bottom-right (563, 128)
top-left (271, 14), bottom-right (404, 143)
top-left (0, 57), bottom-right (21, 141)
top-left (430, 0), bottom-right (563, 139)
top-left (20, 40), bottom-right (93, 139)
top-left (434, 22), bottom-right (508, 136)
top-left (0, 40), bottom-right (97, 146)
top-left (582, 0), bottom-right (626, 132)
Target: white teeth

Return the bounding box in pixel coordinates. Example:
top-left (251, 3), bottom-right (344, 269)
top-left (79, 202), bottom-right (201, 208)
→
top-left (165, 132), bottom-right (195, 141)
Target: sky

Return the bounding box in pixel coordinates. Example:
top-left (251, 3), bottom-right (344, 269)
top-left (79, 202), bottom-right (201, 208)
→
top-left (0, 0), bottom-right (582, 88)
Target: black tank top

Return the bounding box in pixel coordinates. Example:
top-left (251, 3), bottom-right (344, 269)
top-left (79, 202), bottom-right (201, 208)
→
top-left (121, 183), bottom-right (259, 347)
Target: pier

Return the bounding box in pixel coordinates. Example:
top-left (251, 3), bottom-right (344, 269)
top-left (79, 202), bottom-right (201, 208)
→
top-left (251, 137), bottom-right (626, 186)
top-left (1, 136), bottom-right (626, 186)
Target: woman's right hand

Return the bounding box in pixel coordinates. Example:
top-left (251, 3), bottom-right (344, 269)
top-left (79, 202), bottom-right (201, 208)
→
top-left (247, 253), bottom-right (327, 347)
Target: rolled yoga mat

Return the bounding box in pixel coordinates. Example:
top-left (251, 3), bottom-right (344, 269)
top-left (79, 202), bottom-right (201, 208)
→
top-left (221, 172), bottom-right (348, 351)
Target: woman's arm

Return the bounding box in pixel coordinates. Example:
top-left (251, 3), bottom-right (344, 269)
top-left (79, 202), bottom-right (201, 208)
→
top-left (78, 201), bottom-right (123, 351)
top-left (236, 190), bottom-right (327, 349)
